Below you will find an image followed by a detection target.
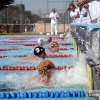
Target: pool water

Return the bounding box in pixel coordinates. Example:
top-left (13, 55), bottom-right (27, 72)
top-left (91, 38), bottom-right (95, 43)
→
top-left (0, 35), bottom-right (96, 100)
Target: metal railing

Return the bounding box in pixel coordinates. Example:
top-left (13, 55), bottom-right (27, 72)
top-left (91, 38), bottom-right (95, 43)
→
top-left (70, 23), bottom-right (100, 65)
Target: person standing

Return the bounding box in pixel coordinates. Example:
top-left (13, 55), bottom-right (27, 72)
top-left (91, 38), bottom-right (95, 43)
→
top-left (68, 4), bottom-right (80, 23)
top-left (77, 0), bottom-right (100, 23)
top-left (49, 8), bottom-right (59, 35)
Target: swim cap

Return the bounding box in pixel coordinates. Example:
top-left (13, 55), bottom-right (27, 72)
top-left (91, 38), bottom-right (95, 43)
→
top-left (51, 42), bottom-right (59, 48)
top-left (34, 46), bottom-right (46, 56)
top-left (37, 38), bottom-right (44, 45)
top-left (38, 60), bottom-right (55, 73)
top-left (60, 34), bottom-right (64, 39)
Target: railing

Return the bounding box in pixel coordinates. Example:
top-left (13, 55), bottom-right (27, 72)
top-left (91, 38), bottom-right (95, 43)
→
top-left (70, 23), bottom-right (100, 62)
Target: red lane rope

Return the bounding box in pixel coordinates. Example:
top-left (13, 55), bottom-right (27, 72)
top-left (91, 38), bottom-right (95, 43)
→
top-left (1, 41), bottom-right (22, 43)
top-left (9, 37), bottom-right (60, 39)
top-left (0, 48), bottom-right (73, 51)
top-left (1, 41), bottom-right (36, 43)
top-left (0, 43), bottom-right (72, 46)
top-left (9, 37), bottom-right (60, 40)
top-left (23, 43), bottom-right (71, 46)
top-left (0, 65), bottom-right (74, 71)
top-left (0, 48), bottom-right (23, 51)
top-left (0, 55), bottom-right (7, 58)
top-left (0, 44), bottom-right (22, 46)
top-left (1, 40), bottom-right (68, 43)
top-left (0, 54), bottom-right (73, 58)
top-left (10, 38), bottom-right (31, 40)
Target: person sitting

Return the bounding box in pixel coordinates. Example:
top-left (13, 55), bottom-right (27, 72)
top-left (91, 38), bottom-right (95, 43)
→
top-left (47, 42), bottom-right (59, 53)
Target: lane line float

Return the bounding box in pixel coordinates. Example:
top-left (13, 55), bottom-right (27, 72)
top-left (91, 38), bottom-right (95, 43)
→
top-left (0, 54), bottom-right (73, 58)
top-left (0, 66), bottom-right (74, 71)
top-left (0, 48), bottom-right (23, 51)
top-left (0, 91), bottom-right (85, 99)
top-left (0, 43), bottom-right (72, 46)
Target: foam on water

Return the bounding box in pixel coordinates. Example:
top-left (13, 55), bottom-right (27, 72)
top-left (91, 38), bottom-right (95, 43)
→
top-left (51, 53), bottom-right (87, 86)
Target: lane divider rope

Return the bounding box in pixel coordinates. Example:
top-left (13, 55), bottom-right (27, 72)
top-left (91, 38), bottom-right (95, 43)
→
top-left (0, 91), bottom-right (85, 99)
top-left (0, 54), bottom-right (73, 58)
top-left (0, 65), bottom-right (74, 71)
top-left (9, 37), bottom-right (61, 39)
top-left (0, 43), bottom-right (72, 46)
top-left (0, 48), bottom-right (23, 51)
top-left (0, 48), bottom-right (73, 51)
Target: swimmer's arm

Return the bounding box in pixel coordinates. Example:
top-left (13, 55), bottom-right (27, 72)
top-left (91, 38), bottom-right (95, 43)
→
top-left (42, 80), bottom-right (50, 86)
top-left (28, 76), bottom-right (37, 82)
top-left (21, 76), bottom-right (37, 90)
top-left (16, 55), bottom-right (34, 64)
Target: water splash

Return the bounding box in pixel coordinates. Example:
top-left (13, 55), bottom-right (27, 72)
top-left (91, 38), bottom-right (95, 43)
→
top-left (51, 53), bottom-right (87, 87)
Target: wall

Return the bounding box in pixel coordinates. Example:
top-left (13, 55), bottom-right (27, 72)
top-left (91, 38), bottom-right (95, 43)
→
top-left (0, 24), bottom-right (70, 33)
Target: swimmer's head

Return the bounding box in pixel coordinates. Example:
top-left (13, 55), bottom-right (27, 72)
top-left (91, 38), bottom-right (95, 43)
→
top-left (47, 36), bottom-right (52, 42)
top-left (63, 33), bottom-right (66, 36)
top-left (60, 34), bottom-right (64, 39)
top-left (51, 42), bottom-right (59, 48)
top-left (38, 60), bottom-right (55, 76)
top-left (34, 46), bottom-right (46, 57)
top-left (51, 42), bottom-right (59, 52)
top-left (37, 38), bottom-right (44, 45)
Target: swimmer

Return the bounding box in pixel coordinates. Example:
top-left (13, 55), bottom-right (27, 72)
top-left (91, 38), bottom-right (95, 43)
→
top-left (33, 46), bottom-right (46, 60)
top-left (19, 46), bottom-right (46, 63)
top-left (22, 60), bottom-right (55, 90)
top-left (59, 34), bottom-right (65, 41)
top-left (47, 42), bottom-right (59, 53)
top-left (63, 33), bottom-right (66, 36)
top-left (44, 36), bottom-right (52, 44)
top-left (35, 38), bottom-right (44, 47)
top-left (35, 60), bottom-right (55, 85)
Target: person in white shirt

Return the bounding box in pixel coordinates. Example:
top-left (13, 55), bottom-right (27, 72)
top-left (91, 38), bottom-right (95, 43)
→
top-left (68, 4), bottom-right (80, 23)
top-left (76, 2), bottom-right (88, 23)
top-left (77, 0), bottom-right (100, 23)
top-left (68, 3), bottom-right (88, 23)
top-left (49, 8), bottom-right (59, 35)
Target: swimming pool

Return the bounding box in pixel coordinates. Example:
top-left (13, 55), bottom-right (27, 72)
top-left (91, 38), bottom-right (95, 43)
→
top-left (0, 35), bottom-right (96, 100)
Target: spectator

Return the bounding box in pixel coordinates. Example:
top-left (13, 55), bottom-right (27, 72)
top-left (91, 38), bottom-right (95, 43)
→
top-left (68, 4), bottom-right (80, 23)
top-left (78, 0), bottom-right (100, 23)
top-left (76, 1), bottom-right (88, 23)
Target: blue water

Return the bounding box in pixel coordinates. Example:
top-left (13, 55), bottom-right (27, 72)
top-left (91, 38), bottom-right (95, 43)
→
top-left (0, 35), bottom-right (96, 100)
